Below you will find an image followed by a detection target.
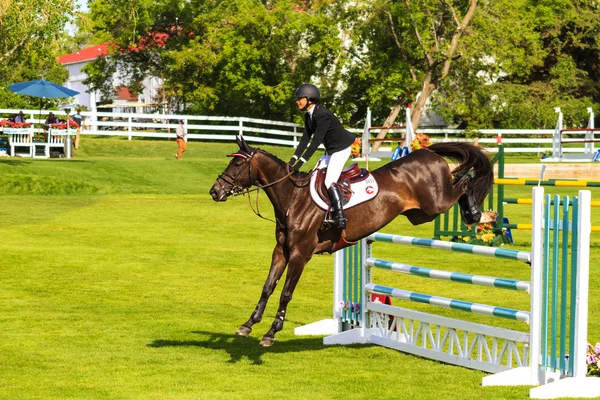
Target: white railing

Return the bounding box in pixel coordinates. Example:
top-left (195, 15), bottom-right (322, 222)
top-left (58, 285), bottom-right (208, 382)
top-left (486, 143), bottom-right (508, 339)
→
top-left (0, 108), bottom-right (301, 147)
top-left (0, 108), bottom-right (594, 157)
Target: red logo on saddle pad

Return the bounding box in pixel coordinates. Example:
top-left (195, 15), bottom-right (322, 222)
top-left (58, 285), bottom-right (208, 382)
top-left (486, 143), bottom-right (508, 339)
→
top-left (366, 186), bottom-right (374, 194)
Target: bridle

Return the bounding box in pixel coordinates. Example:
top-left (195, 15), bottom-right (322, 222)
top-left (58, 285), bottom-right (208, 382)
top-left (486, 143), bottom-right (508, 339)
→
top-left (214, 151), bottom-right (253, 197)
top-left (214, 149), bottom-right (315, 225)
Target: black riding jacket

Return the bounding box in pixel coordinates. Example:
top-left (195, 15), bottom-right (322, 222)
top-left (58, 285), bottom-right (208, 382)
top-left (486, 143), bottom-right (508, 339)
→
top-left (292, 105), bottom-right (355, 163)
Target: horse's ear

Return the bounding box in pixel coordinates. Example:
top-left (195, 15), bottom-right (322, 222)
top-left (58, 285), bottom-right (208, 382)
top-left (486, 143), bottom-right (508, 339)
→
top-left (235, 135), bottom-right (243, 149)
top-left (238, 135), bottom-right (251, 153)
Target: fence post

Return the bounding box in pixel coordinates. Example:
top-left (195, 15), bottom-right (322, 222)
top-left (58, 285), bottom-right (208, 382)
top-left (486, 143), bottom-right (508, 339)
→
top-left (293, 126), bottom-right (298, 147)
top-left (405, 105), bottom-right (414, 151)
top-left (128, 116), bottom-right (132, 140)
top-left (529, 187), bottom-right (544, 385)
top-left (586, 107), bottom-right (595, 157)
top-left (239, 120), bottom-right (243, 137)
top-left (572, 190), bottom-right (591, 378)
top-left (496, 145), bottom-right (505, 233)
top-left (553, 107), bottom-right (562, 159)
top-left (362, 108), bottom-right (371, 157)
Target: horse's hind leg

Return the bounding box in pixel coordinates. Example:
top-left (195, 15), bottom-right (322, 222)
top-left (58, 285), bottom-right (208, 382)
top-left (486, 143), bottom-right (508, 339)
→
top-left (259, 250), bottom-right (310, 347)
top-left (236, 244), bottom-right (287, 337)
top-left (415, 173), bottom-right (471, 219)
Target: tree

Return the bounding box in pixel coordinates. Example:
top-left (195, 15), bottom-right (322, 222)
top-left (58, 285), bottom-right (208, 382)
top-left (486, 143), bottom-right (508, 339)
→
top-left (432, 0), bottom-right (600, 130)
top-left (342, 0), bottom-right (478, 150)
top-left (0, 0), bottom-right (76, 108)
top-left (84, 0), bottom-right (345, 121)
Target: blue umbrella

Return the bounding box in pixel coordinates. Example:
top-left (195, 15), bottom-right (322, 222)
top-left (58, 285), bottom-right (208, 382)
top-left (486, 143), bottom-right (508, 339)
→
top-left (9, 80), bottom-right (79, 126)
top-left (9, 79), bottom-right (79, 99)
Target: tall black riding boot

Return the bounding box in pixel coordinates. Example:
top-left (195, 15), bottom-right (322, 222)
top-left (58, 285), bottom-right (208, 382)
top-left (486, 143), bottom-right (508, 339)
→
top-left (325, 183), bottom-right (347, 229)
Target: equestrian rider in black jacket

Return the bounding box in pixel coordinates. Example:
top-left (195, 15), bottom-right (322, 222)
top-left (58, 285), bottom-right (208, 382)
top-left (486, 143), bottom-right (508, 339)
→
top-left (289, 84), bottom-right (356, 229)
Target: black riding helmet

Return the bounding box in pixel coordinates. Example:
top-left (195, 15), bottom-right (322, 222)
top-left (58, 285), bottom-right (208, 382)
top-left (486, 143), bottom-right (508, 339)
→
top-left (294, 84), bottom-right (320, 103)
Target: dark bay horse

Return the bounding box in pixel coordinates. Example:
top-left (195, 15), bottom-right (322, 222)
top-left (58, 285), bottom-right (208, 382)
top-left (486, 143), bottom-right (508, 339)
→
top-left (209, 136), bottom-right (493, 346)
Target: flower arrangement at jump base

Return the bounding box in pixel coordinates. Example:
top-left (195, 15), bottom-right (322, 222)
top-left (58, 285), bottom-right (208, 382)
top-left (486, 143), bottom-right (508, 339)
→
top-left (0, 120), bottom-right (32, 128)
top-left (587, 342), bottom-right (600, 376)
top-left (460, 211), bottom-right (504, 245)
top-left (350, 137), bottom-right (362, 158)
top-left (409, 132), bottom-right (430, 151)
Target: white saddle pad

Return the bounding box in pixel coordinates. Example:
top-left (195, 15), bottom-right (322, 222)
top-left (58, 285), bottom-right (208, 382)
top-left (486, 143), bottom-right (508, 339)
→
top-left (309, 171), bottom-right (379, 211)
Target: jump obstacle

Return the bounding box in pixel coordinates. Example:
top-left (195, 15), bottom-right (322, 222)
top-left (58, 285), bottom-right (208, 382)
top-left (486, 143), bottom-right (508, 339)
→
top-left (296, 187), bottom-right (600, 398)
top-left (546, 107), bottom-right (600, 163)
top-left (433, 145), bottom-right (600, 242)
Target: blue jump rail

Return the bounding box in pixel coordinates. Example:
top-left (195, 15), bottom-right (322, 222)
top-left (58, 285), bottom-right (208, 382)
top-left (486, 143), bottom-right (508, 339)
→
top-left (365, 258), bottom-right (531, 292)
top-left (365, 283), bottom-right (530, 323)
top-left (367, 233), bottom-right (531, 263)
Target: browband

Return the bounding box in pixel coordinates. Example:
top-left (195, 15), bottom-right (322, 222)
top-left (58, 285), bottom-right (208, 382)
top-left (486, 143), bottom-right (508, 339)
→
top-left (227, 152), bottom-right (249, 159)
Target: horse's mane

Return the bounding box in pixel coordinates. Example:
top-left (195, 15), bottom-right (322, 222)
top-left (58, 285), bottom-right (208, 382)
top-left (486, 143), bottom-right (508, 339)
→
top-left (255, 147), bottom-right (311, 178)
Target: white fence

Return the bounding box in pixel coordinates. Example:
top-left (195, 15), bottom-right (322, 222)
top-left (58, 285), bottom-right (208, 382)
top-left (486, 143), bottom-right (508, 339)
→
top-left (0, 108), bottom-right (302, 147)
top-left (0, 108), bottom-right (595, 157)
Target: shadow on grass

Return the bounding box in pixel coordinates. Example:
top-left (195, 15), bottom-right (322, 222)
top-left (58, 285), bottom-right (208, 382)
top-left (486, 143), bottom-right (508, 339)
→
top-left (148, 329), bottom-right (342, 365)
top-left (0, 158), bottom-right (93, 165)
top-left (0, 158), bottom-right (33, 166)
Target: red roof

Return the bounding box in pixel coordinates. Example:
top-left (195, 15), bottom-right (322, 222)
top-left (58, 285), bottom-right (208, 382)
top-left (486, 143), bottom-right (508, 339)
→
top-left (57, 42), bottom-right (111, 64)
top-left (115, 86), bottom-right (137, 100)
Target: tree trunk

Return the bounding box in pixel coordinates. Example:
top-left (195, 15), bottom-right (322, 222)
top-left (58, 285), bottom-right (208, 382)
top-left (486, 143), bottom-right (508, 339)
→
top-left (410, 71), bottom-right (436, 131)
top-left (370, 98), bottom-right (403, 152)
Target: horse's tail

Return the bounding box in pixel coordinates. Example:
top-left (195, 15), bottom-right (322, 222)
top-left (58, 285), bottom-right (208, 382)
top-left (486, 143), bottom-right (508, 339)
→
top-left (427, 142), bottom-right (494, 206)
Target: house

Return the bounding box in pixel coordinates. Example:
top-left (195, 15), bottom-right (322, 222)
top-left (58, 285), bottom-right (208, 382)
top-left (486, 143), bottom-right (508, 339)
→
top-left (57, 42), bottom-right (162, 112)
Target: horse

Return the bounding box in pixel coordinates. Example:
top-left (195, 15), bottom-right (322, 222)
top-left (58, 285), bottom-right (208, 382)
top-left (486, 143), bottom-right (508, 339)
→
top-left (209, 135), bottom-right (494, 346)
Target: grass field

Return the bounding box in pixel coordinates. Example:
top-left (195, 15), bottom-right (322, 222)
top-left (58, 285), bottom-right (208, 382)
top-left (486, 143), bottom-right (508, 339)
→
top-left (1, 138), bottom-right (598, 400)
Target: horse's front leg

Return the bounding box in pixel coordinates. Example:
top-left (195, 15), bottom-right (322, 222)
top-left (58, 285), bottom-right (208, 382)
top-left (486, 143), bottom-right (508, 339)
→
top-left (259, 249), bottom-right (311, 347)
top-left (236, 243), bottom-right (288, 337)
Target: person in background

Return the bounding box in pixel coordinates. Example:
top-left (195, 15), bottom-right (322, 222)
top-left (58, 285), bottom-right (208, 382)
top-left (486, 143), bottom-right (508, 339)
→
top-left (175, 119), bottom-right (187, 160)
top-left (45, 112), bottom-right (58, 125)
top-left (71, 108), bottom-right (83, 150)
top-left (14, 111), bottom-right (26, 123)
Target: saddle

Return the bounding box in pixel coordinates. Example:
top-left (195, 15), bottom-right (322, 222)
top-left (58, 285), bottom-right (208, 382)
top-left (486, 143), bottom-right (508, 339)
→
top-left (314, 163), bottom-right (370, 206)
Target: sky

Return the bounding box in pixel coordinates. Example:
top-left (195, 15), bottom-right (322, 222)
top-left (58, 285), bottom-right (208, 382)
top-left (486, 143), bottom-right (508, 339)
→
top-left (66, 0), bottom-right (89, 36)
top-left (77, 0), bottom-right (89, 12)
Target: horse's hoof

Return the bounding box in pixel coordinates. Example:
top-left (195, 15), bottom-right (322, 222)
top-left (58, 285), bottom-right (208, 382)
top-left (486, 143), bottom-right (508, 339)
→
top-left (259, 336), bottom-right (275, 347)
top-left (236, 326), bottom-right (252, 337)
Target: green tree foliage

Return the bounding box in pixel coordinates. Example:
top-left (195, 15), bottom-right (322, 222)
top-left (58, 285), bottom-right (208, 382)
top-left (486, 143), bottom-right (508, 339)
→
top-left (0, 0), bottom-right (75, 108)
top-left (79, 0), bottom-right (600, 130)
top-left (435, 0), bottom-right (600, 130)
top-left (338, 0), bottom-right (478, 133)
top-left (84, 0), bottom-right (344, 121)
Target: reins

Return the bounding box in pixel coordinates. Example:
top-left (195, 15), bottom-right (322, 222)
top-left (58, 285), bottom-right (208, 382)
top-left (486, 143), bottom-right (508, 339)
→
top-left (222, 152), bottom-right (316, 226)
top-left (239, 164), bottom-right (316, 227)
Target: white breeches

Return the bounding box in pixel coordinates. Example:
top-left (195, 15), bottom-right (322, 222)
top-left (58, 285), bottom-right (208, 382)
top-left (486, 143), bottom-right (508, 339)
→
top-left (316, 146), bottom-right (352, 188)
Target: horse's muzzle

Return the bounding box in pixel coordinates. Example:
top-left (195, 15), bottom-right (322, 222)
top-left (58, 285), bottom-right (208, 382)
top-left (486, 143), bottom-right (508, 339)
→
top-left (209, 187), bottom-right (228, 202)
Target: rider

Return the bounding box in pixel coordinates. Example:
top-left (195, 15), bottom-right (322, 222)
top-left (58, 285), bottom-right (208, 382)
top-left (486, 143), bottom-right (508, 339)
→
top-left (289, 84), bottom-right (356, 230)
